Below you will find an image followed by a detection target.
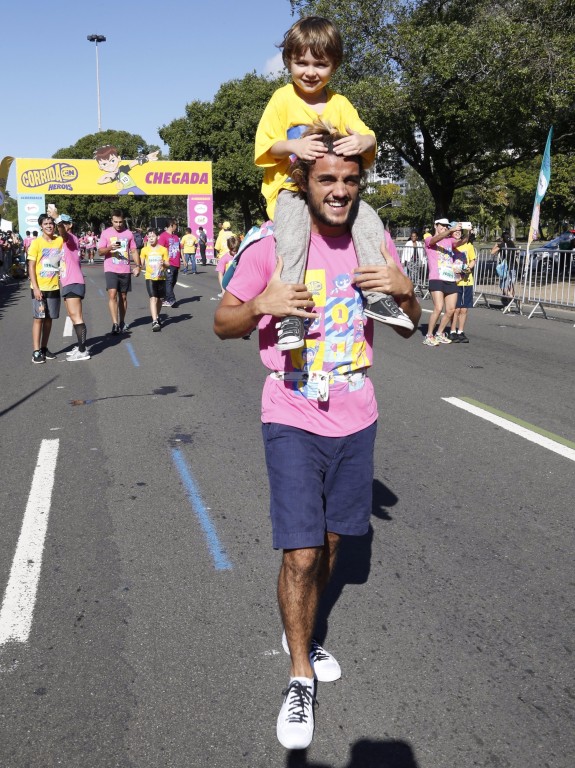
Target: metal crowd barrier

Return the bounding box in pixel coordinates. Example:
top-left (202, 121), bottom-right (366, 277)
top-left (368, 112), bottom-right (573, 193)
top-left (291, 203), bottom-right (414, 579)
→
top-left (396, 245), bottom-right (575, 319)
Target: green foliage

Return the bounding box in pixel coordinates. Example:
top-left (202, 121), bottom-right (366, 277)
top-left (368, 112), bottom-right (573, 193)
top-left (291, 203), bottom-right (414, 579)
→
top-left (290, 0), bottom-right (575, 215)
top-left (51, 130), bottom-right (184, 231)
top-left (392, 169), bottom-right (435, 231)
top-left (2, 190), bottom-right (18, 227)
top-left (160, 72), bottom-right (289, 230)
top-left (453, 152), bottom-right (575, 237)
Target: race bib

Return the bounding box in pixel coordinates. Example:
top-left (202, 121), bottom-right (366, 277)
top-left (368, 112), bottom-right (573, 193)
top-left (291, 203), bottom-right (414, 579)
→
top-left (438, 256), bottom-right (455, 282)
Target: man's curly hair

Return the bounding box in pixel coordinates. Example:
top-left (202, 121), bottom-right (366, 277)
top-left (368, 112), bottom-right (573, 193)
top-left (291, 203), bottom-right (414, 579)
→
top-left (289, 120), bottom-right (368, 192)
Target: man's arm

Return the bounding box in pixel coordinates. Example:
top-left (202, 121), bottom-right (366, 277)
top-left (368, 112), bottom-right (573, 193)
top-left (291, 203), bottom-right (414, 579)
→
top-left (426, 226), bottom-right (459, 247)
top-left (214, 257), bottom-right (316, 340)
top-left (129, 248), bottom-right (141, 272)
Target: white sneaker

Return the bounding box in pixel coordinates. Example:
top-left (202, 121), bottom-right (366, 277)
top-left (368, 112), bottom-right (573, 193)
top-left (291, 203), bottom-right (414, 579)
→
top-left (282, 631), bottom-right (341, 682)
top-left (276, 677), bottom-right (316, 750)
top-left (67, 348), bottom-right (91, 362)
top-left (66, 346), bottom-right (79, 356)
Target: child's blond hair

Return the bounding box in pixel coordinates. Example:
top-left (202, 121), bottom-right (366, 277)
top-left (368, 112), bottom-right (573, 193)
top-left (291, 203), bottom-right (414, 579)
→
top-left (279, 16), bottom-right (343, 70)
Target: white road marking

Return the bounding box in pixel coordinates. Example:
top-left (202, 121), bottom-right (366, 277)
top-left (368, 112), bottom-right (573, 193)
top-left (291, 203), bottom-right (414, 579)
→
top-left (443, 397), bottom-right (575, 462)
top-left (176, 281), bottom-right (189, 288)
top-left (0, 440), bottom-right (60, 645)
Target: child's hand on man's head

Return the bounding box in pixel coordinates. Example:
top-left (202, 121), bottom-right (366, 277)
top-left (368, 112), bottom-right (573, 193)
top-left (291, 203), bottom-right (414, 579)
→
top-left (333, 129), bottom-right (374, 157)
top-left (296, 134), bottom-right (328, 161)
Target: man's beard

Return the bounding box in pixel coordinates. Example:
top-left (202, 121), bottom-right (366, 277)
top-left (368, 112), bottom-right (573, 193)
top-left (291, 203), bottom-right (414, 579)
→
top-left (306, 192), bottom-right (360, 229)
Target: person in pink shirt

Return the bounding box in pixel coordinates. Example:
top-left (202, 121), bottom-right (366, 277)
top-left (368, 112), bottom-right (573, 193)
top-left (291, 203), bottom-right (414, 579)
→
top-left (215, 236), bottom-right (239, 297)
top-left (23, 231), bottom-right (33, 256)
top-left (158, 219), bottom-right (181, 307)
top-left (56, 214), bottom-right (90, 361)
top-left (214, 124), bottom-right (420, 750)
top-left (423, 218), bottom-right (466, 346)
top-left (98, 209), bottom-right (141, 334)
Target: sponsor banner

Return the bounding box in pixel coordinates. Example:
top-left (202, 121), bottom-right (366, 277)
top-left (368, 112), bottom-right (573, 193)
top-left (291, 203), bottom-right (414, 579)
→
top-left (17, 194), bottom-right (45, 239)
top-left (187, 194), bottom-right (214, 260)
top-left (0, 156), bottom-right (15, 215)
top-left (16, 158), bottom-right (212, 196)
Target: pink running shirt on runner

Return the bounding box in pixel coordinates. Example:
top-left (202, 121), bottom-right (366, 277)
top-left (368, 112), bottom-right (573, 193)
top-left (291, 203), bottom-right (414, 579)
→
top-left (60, 233), bottom-right (84, 287)
top-left (216, 252), bottom-right (234, 274)
top-left (227, 232), bottom-right (384, 438)
top-left (98, 227), bottom-right (136, 273)
top-left (424, 236), bottom-right (457, 281)
top-left (158, 232), bottom-right (181, 267)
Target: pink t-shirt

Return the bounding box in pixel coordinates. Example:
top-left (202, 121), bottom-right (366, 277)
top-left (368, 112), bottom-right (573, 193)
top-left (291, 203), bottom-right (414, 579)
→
top-left (216, 252), bottom-right (234, 274)
top-left (98, 227), bottom-right (136, 273)
top-left (424, 236), bottom-right (457, 281)
top-left (60, 233), bottom-right (84, 287)
top-left (227, 231), bottom-right (381, 438)
top-left (158, 232), bottom-right (181, 267)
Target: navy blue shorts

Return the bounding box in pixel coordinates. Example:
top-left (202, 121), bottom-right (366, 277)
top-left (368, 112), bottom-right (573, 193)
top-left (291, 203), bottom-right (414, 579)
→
top-left (262, 421), bottom-right (377, 550)
top-left (456, 285), bottom-right (474, 308)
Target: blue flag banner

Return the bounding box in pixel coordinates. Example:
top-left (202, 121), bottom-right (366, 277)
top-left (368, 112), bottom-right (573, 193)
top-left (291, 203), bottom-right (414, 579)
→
top-left (528, 127), bottom-right (553, 247)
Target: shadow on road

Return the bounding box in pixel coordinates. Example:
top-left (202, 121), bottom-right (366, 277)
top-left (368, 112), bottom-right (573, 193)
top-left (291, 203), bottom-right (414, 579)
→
top-left (315, 479), bottom-right (398, 642)
top-left (0, 376), bottom-right (59, 418)
top-left (0, 280), bottom-right (24, 322)
top-left (286, 738), bottom-right (420, 768)
top-left (173, 295), bottom-right (202, 306)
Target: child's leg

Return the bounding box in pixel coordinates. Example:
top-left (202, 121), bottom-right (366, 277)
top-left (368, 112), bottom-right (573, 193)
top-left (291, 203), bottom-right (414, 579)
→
top-left (351, 201), bottom-right (388, 270)
top-left (274, 192), bottom-right (310, 284)
top-left (270, 192), bottom-right (312, 350)
top-left (351, 201), bottom-right (414, 330)
top-left (150, 296), bottom-right (158, 321)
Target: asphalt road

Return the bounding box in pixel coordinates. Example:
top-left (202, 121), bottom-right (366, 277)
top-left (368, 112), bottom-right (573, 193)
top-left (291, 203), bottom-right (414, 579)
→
top-left (0, 266), bottom-right (573, 768)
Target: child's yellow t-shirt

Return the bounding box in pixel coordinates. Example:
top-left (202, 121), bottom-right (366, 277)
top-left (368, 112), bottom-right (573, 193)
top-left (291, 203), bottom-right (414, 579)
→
top-left (27, 235), bottom-right (63, 291)
top-left (141, 244), bottom-right (169, 280)
top-left (255, 83), bottom-right (376, 219)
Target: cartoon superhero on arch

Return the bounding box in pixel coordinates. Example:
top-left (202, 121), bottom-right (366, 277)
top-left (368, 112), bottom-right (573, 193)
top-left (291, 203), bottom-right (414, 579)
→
top-left (94, 145), bottom-right (159, 195)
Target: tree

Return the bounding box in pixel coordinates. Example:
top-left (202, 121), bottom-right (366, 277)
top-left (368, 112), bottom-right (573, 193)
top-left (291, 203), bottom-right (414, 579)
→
top-left (290, 0), bottom-right (575, 215)
top-left (2, 190), bottom-right (18, 228)
top-left (52, 130), bottom-right (182, 230)
top-left (160, 73), bottom-right (288, 231)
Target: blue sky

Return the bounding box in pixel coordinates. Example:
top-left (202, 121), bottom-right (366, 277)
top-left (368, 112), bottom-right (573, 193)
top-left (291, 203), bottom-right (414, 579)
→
top-left (1, 0), bottom-right (295, 192)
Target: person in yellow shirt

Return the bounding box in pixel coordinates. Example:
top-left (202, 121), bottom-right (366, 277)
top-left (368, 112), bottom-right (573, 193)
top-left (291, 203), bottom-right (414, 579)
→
top-left (214, 221), bottom-right (234, 261)
top-left (141, 229), bottom-right (170, 332)
top-left (254, 16), bottom-right (413, 351)
top-left (450, 224), bottom-right (476, 343)
top-left (180, 227), bottom-right (199, 274)
top-left (27, 213), bottom-right (63, 364)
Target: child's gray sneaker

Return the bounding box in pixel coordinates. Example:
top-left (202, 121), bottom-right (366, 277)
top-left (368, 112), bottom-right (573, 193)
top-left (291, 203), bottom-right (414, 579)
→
top-left (275, 316), bottom-right (305, 351)
top-left (364, 295), bottom-right (414, 330)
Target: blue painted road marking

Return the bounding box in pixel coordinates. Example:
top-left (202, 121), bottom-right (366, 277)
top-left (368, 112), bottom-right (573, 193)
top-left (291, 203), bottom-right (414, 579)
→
top-left (171, 448), bottom-right (232, 571)
top-left (125, 341), bottom-right (140, 368)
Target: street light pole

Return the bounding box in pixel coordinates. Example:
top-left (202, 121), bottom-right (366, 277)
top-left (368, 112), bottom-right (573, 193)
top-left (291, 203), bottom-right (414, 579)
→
top-left (87, 34), bottom-right (106, 132)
